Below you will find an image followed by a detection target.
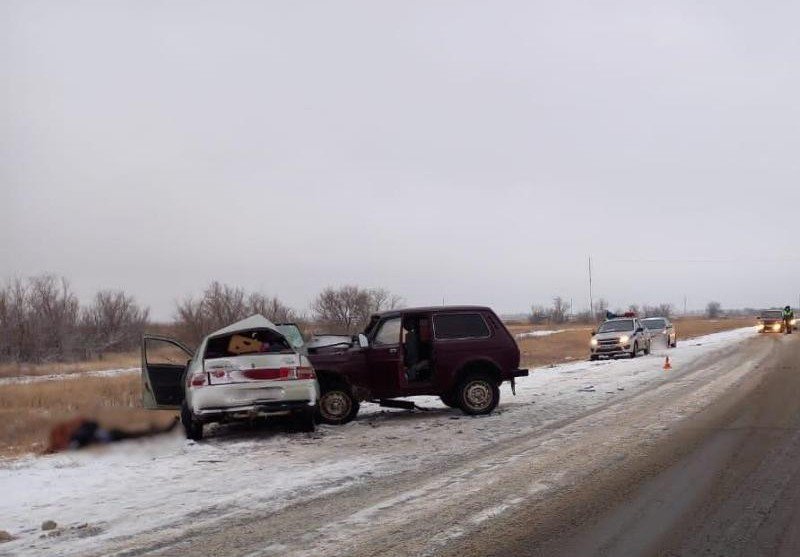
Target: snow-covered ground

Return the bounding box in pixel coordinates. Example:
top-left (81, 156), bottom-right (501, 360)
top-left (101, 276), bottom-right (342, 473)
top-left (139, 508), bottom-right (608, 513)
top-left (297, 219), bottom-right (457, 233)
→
top-left (0, 327), bottom-right (757, 556)
top-left (0, 367), bottom-right (139, 387)
top-left (514, 329), bottom-right (567, 339)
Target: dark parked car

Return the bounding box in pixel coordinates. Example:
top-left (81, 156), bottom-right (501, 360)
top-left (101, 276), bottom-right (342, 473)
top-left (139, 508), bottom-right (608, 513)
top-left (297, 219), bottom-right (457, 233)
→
top-left (307, 306), bottom-right (528, 424)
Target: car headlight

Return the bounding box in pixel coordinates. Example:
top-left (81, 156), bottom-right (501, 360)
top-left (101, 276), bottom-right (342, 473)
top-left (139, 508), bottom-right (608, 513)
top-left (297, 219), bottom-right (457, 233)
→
top-left (792, 319), bottom-right (797, 326)
top-left (773, 323), bottom-right (782, 332)
top-left (619, 335), bottom-right (629, 344)
top-left (757, 323), bottom-right (765, 331)
top-left (590, 338), bottom-right (598, 347)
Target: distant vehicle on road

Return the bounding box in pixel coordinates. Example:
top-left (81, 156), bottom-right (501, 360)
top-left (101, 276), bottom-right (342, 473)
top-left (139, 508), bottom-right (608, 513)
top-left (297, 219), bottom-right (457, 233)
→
top-left (142, 315), bottom-right (320, 440)
top-left (757, 310), bottom-right (787, 333)
top-left (307, 306), bottom-right (528, 424)
top-left (590, 317), bottom-right (652, 360)
top-left (641, 317), bottom-right (677, 348)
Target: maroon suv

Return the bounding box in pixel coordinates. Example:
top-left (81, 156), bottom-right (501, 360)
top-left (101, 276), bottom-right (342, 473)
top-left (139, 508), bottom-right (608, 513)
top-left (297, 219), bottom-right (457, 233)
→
top-left (307, 306), bottom-right (528, 424)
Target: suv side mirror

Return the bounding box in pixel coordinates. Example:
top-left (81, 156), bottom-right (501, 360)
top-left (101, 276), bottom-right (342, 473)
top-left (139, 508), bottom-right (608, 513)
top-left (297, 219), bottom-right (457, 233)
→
top-left (636, 327), bottom-right (644, 333)
top-left (357, 334), bottom-right (369, 349)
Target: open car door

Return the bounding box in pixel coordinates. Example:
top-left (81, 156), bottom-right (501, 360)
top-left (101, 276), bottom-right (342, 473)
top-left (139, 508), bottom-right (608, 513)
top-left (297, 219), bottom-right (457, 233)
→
top-left (141, 335), bottom-right (193, 409)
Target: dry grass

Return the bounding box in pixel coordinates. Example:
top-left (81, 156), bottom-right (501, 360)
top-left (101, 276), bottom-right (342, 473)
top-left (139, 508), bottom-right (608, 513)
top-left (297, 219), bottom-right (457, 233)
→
top-left (0, 374), bottom-right (175, 457)
top-left (672, 316), bottom-right (754, 339)
top-left (0, 317), bottom-right (756, 457)
top-left (0, 351), bottom-right (140, 379)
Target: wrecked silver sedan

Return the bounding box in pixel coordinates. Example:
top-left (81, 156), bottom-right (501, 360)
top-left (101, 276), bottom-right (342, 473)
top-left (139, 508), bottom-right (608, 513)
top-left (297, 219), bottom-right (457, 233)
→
top-left (141, 315), bottom-right (319, 440)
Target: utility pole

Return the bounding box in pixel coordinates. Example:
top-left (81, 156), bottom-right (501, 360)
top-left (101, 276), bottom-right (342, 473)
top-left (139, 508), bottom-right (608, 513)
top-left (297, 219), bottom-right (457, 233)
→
top-left (588, 255), bottom-right (594, 321)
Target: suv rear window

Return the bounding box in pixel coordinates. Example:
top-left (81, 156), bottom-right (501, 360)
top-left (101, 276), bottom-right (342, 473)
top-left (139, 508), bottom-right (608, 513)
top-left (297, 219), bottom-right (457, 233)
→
top-left (433, 313), bottom-right (490, 340)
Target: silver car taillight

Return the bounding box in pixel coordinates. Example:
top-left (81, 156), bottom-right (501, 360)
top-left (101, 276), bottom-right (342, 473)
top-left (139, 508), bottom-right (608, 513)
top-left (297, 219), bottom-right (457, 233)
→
top-left (189, 371), bottom-right (208, 388)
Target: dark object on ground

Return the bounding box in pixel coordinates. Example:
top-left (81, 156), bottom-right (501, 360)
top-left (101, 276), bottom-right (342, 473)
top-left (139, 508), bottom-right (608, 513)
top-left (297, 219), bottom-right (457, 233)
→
top-left (41, 521), bottom-right (57, 531)
top-left (0, 530), bottom-right (14, 542)
top-left (46, 417), bottom-right (179, 453)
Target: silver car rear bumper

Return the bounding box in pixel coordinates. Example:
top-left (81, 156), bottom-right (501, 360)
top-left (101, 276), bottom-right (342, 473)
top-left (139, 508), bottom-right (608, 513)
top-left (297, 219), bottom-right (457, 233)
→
top-left (188, 380), bottom-right (319, 420)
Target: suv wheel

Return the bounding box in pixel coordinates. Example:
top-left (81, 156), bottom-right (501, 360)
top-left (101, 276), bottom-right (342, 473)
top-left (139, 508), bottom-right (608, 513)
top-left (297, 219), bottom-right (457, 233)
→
top-left (644, 341), bottom-right (651, 355)
top-left (440, 391), bottom-right (459, 408)
top-left (631, 342), bottom-right (639, 358)
top-left (181, 402), bottom-right (203, 441)
top-left (457, 374), bottom-right (500, 415)
top-left (317, 382), bottom-right (360, 425)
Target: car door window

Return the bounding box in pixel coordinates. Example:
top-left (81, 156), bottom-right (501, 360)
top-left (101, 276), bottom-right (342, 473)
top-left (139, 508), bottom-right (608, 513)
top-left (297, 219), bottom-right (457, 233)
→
top-left (373, 317), bottom-right (401, 346)
top-left (433, 313), bottom-right (491, 340)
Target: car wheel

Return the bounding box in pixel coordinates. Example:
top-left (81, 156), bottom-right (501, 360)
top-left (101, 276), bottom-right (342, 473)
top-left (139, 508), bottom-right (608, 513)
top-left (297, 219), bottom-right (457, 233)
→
top-left (644, 341), bottom-right (651, 355)
top-left (589, 354), bottom-right (598, 361)
top-left (631, 342), bottom-right (639, 358)
top-left (457, 374), bottom-right (500, 416)
top-left (440, 391), bottom-right (460, 408)
top-left (289, 408), bottom-right (316, 433)
top-left (181, 402), bottom-right (203, 441)
top-left (317, 382), bottom-right (360, 425)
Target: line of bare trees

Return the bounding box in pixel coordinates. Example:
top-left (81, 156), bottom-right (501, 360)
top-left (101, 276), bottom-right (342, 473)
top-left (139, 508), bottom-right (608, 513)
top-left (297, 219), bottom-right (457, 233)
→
top-left (174, 282), bottom-right (404, 342)
top-left (0, 273), bottom-right (405, 363)
top-left (529, 297), bottom-right (678, 325)
top-left (0, 274), bottom-right (149, 363)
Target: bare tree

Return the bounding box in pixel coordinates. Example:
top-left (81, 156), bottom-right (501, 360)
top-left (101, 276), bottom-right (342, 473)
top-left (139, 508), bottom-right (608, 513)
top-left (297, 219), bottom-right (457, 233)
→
top-left (706, 301), bottom-right (722, 319)
top-left (0, 274), bottom-right (81, 362)
top-left (82, 290), bottom-right (150, 357)
top-left (247, 293), bottom-right (298, 323)
top-left (550, 297), bottom-right (569, 324)
top-left (368, 288), bottom-right (403, 313)
top-left (28, 275), bottom-right (80, 362)
top-left (175, 281), bottom-right (299, 343)
top-left (593, 298), bottom-right (609, 322)
top-left (529, 304), bottom-right (548, 324)
top-left (311, 285), bottom-right (402, 334)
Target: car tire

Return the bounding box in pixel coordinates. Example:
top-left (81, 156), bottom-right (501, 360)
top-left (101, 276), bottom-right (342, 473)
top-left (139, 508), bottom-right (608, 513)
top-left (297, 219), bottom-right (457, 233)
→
top-left (289, 408), bottom-right (316, 433)
top-left (644, 341), bottom-right (651, 355)
top-left (440, 392), bottom-right (460, 408)
top-left (631, 342), bottom-right (639, 358)
top-left (181, 402), bottom-right (203, 441)
top-left (457, 373), bottom-right (500, 416)
top-left (317, 382), bottom-right (360, 425)
top-left (589, 354), bottom-right (598, 361)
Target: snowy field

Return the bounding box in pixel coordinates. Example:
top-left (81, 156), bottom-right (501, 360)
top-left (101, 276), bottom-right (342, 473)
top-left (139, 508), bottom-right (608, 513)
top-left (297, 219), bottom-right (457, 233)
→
top-left (0, 367), bottom-right (139, 387)
top-left (0, 327), bottom-right (757, 556)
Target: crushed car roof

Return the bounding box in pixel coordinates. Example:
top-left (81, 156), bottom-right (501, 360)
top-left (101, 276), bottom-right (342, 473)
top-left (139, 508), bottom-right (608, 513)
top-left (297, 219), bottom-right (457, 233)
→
top-left (208, 314), bottom-right (279, 338)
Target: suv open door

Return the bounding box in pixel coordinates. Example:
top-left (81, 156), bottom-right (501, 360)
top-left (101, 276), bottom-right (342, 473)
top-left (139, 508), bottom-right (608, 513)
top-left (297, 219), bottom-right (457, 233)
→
top-left (141, 335), bottom-right (193, 409)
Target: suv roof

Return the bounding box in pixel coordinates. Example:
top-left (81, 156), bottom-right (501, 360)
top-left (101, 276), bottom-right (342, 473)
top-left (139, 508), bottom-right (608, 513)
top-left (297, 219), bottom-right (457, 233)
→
top-left (372, 305), bottom-right (492, 319)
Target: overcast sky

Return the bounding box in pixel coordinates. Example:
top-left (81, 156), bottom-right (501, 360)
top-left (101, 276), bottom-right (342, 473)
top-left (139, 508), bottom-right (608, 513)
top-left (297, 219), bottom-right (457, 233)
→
top-left (2, 0), bottom-right (800, 320)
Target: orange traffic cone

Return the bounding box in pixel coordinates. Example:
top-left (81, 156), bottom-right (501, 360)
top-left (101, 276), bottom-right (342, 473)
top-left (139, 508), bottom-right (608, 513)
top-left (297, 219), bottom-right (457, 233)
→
top-left (663, 356), bottom-right (672, 371)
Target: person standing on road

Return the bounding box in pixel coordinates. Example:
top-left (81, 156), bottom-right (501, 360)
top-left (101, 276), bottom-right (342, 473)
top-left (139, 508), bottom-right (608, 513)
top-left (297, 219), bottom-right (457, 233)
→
top-left (783, 305), bottom-right (795, 334)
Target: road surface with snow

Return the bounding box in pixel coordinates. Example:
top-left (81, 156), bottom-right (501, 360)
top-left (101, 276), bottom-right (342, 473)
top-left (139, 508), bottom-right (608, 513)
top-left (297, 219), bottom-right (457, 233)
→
top-left (0, 327), bottom-right (773, 556)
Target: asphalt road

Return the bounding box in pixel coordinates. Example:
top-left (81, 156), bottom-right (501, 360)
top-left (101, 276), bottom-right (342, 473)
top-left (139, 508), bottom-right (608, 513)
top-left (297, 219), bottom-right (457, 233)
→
top-left (449, 332), bottom-right (800, 557)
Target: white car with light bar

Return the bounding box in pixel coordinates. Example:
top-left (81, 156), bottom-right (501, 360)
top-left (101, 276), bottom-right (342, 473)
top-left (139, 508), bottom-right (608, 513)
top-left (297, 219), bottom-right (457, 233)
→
top-left (141, 315), bottom-right (320, 440)
top-left (589, 317), bottom-right (652, 360)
